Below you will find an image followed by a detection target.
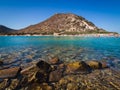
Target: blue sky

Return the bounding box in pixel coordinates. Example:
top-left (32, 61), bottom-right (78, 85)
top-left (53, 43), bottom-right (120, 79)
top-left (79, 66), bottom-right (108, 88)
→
top-left (0, 0), bottom-right (120, 33)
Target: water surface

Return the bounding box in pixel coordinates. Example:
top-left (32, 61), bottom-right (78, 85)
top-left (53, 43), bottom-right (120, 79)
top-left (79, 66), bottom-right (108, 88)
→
top-left (0, 36), bottom-right (120, 69)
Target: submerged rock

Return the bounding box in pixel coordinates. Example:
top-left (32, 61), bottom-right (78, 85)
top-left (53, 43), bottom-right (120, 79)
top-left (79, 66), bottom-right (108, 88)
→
top-left (86, 60), bottom-right (107, 69)
top-left (35, 71), bottom-right (48, 83)
top-left (36, 60), bottom-right (52, 73)
top-left (0, 67), bottom-right (21, 78)
top-left (49, 69), bottom-right (63, 82)
top-left (66, 61), bottom-right (91, 74)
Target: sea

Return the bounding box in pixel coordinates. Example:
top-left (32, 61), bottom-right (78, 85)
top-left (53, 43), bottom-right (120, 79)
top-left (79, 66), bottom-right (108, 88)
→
top-left (0, 36), bottom-right (120, 69)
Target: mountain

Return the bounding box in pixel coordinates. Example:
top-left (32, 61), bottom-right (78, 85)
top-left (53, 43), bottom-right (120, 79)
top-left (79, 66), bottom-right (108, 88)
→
top-left (0, 13), bottom-right (117, 35)
top-left (18, 13), bottom-right (108, 35)
top-left (0, 25), bottom-right (16, 35)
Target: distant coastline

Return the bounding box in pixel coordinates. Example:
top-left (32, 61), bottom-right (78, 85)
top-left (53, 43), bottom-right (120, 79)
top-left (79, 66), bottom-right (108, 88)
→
top-left (0, 33), bottom-right (120, 37)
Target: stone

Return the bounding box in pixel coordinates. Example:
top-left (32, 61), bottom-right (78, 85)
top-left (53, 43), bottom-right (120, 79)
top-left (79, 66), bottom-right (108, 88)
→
top-left (49, 57), bottom-right (60, 65)
top-left (86, 61), bottom-right (102, 69)
top-left (0, 67), bottom-right (21, 78)
top-left (49, 69), bottom-right (63, 82)
top-left (35, 71), bottom-right (48, 83)
top-left (66, 61), bottom-right (91, 74)
top-left (36, 60), bottom-right (52, 73)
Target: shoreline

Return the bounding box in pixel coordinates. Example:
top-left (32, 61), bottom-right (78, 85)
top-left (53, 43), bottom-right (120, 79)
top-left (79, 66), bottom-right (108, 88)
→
top-left (0, 33), bottom-right (120, 37)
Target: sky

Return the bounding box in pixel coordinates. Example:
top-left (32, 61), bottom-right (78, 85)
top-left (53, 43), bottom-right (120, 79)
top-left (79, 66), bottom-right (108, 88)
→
top-left (0, 0), bottom-right (120, 33)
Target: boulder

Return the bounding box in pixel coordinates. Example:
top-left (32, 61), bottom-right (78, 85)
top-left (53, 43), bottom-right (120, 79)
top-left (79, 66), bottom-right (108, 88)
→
top-left (86, 60), bottom-right (102, 69)
top-left (66, 61), bottom-right (91, 74)
top-left (35, 71), bottom-right (48, 83)
top-left (36, 60), bottom-right (52, 73)
top-left (0, 67), bottom-right (21, 78)
top-left (49, 69), bottom-right (63, 82)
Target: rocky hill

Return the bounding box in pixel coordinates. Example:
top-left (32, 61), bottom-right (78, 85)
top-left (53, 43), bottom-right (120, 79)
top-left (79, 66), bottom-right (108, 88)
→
top-left (0, 13), bottom-right (117, 35)
top-left (19, 13), bottom-right (107, 35)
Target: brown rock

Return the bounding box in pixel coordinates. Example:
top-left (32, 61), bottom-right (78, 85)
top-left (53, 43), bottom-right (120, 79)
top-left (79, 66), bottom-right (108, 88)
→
top-left (49, 57), bottom-right (60, 65)
top-left (36, 60), bottom-right (52, 73)
top-left (49, 70), bottom-right (63, 82)
top-left (86, 61), bottom-right (102, 69)
top-left (66, 61), bottom-right (91, 74)
top-left (0, 67), bottom-right (21, 78)
top-left (35, 71), bottom-right (48, 83)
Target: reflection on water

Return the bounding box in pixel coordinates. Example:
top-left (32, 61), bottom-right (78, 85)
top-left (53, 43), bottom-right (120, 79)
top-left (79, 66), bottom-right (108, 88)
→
top-left (0, 36), bottom-right (120, 69)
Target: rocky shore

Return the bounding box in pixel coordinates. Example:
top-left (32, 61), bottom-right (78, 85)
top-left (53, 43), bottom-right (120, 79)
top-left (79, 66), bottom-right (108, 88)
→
top-left (0, 57), bottom-right (120, 90)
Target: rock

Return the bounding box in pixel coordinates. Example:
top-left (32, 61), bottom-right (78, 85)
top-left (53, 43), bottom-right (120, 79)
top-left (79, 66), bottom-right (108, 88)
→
top-left (49, 57), bottom-right (60, 65)
top-left (49, 69), bottom-right (63, 82)
top-left (0, 67), bottom-right (21, 78)
top-left (35, 71), bottom-right (48, 83)
top-left (28, 83), bottom-right (53, 90)
top-left (36, 60), bottom-right (52, 73)
top-left (66, 61), bottom-right (91, 74)
top-left (67, 82), bottom-right (78, 90)
top-left (86, 61), bottom-right (102, 69)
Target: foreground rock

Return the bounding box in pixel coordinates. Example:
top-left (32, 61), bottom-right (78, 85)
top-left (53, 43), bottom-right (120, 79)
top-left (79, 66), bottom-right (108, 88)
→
top-left (49, 69), bottom-right (63, 82)
top-left (0, 60), bottom-right (120, 90)
top-left (66, 61), bottom-right (91, 74)
top-left (0, 67), bottom-right (21, 78)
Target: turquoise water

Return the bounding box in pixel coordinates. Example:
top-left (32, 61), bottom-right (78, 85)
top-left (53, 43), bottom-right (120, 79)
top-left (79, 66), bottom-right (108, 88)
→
top-left (0, 36), bottom-right (120, 69)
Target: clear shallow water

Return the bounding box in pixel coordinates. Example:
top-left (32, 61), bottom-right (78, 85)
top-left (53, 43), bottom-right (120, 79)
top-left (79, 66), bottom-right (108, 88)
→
top-left (0, 36), bottom-right (120, 69)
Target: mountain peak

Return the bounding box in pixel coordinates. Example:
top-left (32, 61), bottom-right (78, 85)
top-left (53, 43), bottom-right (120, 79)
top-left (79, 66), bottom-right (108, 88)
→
top-left (19, 13), bottom-right (104, 35)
